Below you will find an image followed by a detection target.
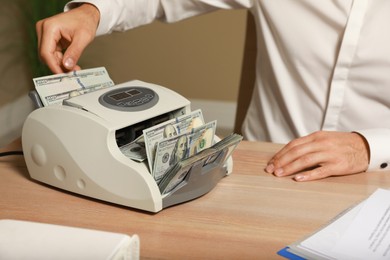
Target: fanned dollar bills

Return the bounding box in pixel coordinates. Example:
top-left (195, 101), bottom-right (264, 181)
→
top-left (158, 133), bottom-right (243, 195)
top-left (33, 67), bottom-right (114, 106)
top-left (143, 109), bottom-right (205, 172)
top-left (152, 120), bottom-right (217, 182)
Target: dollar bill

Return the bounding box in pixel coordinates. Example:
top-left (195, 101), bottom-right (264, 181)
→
top-left (143, 109), bottom-right (205, 171)
top-left (158, 133), bottom-right (243, 195)
top-left (158, 160), bottom-right (192, 195)
top-left (119, 135), bottom-right (147, 162)
top-left (33, 67), bottom-right (114, 106)
top-left (187, 122), bottom-right (216, 157)
top-left (152, 120), bottom-right (216, 182)
top-left (209, 133), bottom-right (243, 164)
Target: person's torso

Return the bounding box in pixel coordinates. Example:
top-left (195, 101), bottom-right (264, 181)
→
top-left (243, 0), bottom-right (390, 142)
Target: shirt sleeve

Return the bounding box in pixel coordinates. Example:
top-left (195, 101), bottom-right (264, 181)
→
top-left (65, 0), bottom-right (163, 36)
top-left (355, 128), bottom-right (390, 172)
top-left (65, 0), bottom-right (252, 36)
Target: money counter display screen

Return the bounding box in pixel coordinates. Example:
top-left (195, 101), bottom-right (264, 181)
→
top-left (99, 86), bottom-right (158, 112)
top-left (109, 89), bottom-right (141, 101)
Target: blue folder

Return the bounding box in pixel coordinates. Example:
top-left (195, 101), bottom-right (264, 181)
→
top-left (277, 247), bottom-right (306, 260)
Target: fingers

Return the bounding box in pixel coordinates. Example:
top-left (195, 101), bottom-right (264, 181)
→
top-left (36, 4), bottom-right (100, 74)
top-left (62, 31), bottom-right (94, 71)
top-left (273, 149), bottom-right (325, 178)
top-left (293, 166), bottom-right (334, 182)
top-left (269, 145), bottom-right (332, 181)
top-left (36, 19), bottom-right (65, 74)
top-left (266, 132), bottom-right (318, 176)
top-left (265, 131), bottom-right (370, 182)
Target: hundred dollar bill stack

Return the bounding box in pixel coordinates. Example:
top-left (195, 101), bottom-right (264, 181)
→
top-left (152, 120), bottom-right (217, 182)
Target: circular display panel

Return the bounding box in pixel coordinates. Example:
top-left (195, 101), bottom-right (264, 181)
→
top-left (99, 86), bottom-right (159, 111)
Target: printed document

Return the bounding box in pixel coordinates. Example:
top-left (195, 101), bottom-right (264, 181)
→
top-left (332, 188), bottom-right (390, 259)
top-left (286, 188), bottom-right (390, 260)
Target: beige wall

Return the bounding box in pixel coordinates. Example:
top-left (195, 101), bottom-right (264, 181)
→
top-left (79, 10), bottom-right (247, 103)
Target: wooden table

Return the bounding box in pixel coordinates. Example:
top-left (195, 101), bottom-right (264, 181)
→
top-left (1, 139), bottom-right (390, 259)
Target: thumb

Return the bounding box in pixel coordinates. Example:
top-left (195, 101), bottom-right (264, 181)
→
top-left (62, 56), bottom-right (77, 71)
top-left (62, 34), bottom-right (92, 70)
top-left (62, 46), bottom-right (81, 71)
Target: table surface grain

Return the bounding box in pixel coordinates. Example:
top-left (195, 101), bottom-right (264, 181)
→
top-left (1, 139), bottom-right (389, 259)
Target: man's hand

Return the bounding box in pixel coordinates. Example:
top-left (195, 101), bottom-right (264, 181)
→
top-left (265, 131), bottom-right (370, 181)
top-left (36, 4), bottom-right (100, 74)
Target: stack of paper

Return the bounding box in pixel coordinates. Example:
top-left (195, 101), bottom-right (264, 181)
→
top-left (278, 188), bottom-right (390, 260)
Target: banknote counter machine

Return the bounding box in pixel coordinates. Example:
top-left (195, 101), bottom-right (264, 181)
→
top-left (22, 80), bottom-right (234, 212)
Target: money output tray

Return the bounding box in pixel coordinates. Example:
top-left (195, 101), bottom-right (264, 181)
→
top-left (22, 80), bottom-right (233, 213)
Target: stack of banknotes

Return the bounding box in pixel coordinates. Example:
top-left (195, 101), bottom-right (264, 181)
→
top-left (158, 133), bottom-right (243, 195)
top-left (120, 109), bottom-right (242, 194)
top-left (33, 67), bottom-right (242, 194)
top-left (119, 110), bottom-right (214, 177)
top-left (33, 67), bottom-right (114, 106)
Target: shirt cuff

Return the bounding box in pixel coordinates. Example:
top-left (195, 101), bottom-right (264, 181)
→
top-left (65, 0), bottom-right (120, 36)
top-left (355, 128), bottom-right (390, 172)
top-left (65, 0), bottom-right (163, 36)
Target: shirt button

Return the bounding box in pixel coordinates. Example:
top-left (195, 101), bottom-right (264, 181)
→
top-left (380, 163), bottom-right (388, 169)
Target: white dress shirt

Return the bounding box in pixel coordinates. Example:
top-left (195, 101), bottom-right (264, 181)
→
top-left (67, 0), bottom-right (390, 171)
